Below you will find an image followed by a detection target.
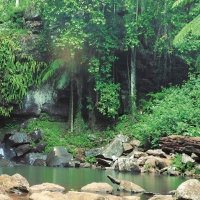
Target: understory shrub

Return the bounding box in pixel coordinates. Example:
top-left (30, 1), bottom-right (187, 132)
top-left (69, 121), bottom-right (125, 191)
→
top-left (115, 74), bottom-right (200, 147)
top-left (172, 153), bottom-right (195, 174)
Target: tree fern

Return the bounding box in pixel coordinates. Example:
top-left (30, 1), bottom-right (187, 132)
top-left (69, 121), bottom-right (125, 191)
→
top-left (57, 71), bottom-right (69, 89)
top-left (172, 0), bottom-right (194, 8)
top-left (173, 15), bottom-right (200, 46)
top-left (195, 55), bottom-right (200, 72)
top-left (41, 59), bottom-right (65, 82)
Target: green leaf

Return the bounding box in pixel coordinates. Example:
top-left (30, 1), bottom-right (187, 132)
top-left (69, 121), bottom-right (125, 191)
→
top-left (173, 15), bottom-right (200, 46)
top-left (172, 0), bottom-right (194, 8)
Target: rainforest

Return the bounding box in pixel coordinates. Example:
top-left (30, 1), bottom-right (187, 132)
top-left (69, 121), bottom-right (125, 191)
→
top-left (0, 0), bottom-right (200, 154)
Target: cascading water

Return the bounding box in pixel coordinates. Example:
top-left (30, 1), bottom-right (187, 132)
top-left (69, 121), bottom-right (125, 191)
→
top-left (0, 147), bottom-right (5, 158)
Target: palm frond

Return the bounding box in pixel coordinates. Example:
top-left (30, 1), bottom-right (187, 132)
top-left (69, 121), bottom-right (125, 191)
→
top-left (173, 15), bottom-right (200, 46)
top-left (172, 0), bottom-right (194, 8)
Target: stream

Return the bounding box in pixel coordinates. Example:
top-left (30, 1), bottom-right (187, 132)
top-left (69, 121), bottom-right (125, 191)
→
top-left (0, 165), bottom-right (189, 200)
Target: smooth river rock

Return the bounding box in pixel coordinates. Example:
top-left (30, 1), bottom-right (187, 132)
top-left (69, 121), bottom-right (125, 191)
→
top-left (175, 179), bottom-right (200, 200)
top-left (117, 180), bottom-right (145, 193)
top-left (0, 173), bottom-right (29, 193)
top-left (29, 191), bottom-right (69, 200)
top-left (81, 182), bottom-right (114, 194)
top-left (149, 195), bottom-right (173, 200)
top-left (0, 194), bottom-right (12, 200)
top-left (29, 183), bottom-right (65, 194)
top-left (66, 191), bottom-right (108, 200)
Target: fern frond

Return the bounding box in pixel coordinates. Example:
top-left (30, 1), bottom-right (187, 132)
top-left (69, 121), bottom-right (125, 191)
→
top-left (41, 59), bottom-right (65, 82)
top-left (173, 15), bottom-right (200, 46)
top-left (195, 55), bottom-right (200, 73)
top-left (172, 0), bottom-right (194, 8)
top-left (57, 71), bottom-right (69, 89)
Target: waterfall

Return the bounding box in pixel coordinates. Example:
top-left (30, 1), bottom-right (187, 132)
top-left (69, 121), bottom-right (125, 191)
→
top-left (0, 147), bottom-right (4, 158)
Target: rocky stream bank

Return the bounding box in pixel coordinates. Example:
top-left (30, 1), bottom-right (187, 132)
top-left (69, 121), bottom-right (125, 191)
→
top-left (0, 119), bottom-right (200, 199)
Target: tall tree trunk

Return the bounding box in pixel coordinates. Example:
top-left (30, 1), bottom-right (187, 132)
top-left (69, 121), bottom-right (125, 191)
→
top-left (130, 47), bottom-right (136, 116)
top-left (130, 0), bottom-right (138, 116)
top-left (16, 0), bottom-right (19, 7)
top-left (88, 84), bottom-right (96, 130)
top-left (70, 80), bottom-right (74, 133)
top-left (163, 0), bottom-right (168, 86)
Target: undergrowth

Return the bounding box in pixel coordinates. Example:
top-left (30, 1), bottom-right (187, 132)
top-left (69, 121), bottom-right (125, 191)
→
top-left (115, 74), bottom-right (200, 147)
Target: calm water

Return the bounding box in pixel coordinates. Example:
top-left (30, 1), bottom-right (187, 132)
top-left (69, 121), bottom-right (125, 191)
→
top-left (0, 165), bottom-right (188, 200)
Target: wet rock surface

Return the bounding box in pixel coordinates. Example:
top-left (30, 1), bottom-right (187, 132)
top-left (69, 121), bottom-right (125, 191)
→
top-left (0, 172), bottom-right (198, 200)
top-left (175, 179), bottom-right (200, 200)
top-left (46, 146), bottom-right (73, 167)
top-left (0, 173), bottom-right (29, 193)
top-left (81, 182), bottom-right (114, 194)
top-left (160, 135), bottom-right (200, 156)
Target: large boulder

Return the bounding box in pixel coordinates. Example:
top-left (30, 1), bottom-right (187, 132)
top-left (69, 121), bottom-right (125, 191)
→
top-left (0, 159), bottom-right (15, 167)
top-left (33, 142), bottom-right (47, 153)
top-left (0, 185), bottom-right (7, 195)
top-left (46, 146), bottom-right (73, 167)
top-left (175, 179), bottom-right (200, 200)
top-left (29, 183), bottom-right (65, 194)
top-left (0, 194), bottom-right (12, 200)
top-left (160, 135), bottom-right (200, 156)
top-left (181, 153), bottom-right (195, 164)
top-left (96, 137), bottom-right (123, 161)
top-left (0, 173), bottom-right (29, 193)
top-left (114, 158), bottom-right (140, 172)
top-left (30, 128), bottom-right (44, 143)
top-left (29, 191), bottom-right (69, 200)
top-left (107, 175), bottom-right (145, 194)
top-left (122, 197), bottom-right (140, 200)
top-left (66, 191), bottom-right (108, 200)
top-left (143, 156), bottom-right (171, 170)
top-left (117, 134), bottom-right (130, 143)
top-left (7, 132), bottom-right (31, 147)
top-left (85, 147), bottom-right (103, 157)
top-left (149, 195), bottom-right (173, 200)
top-left (117, 180), bottom-right (145, 193)
top-left (81, 182), bottom-right (114, 194)
top-left (25, 153), bottom-right (47, 165)
top-left (14, 144), bottom-right (32, 156)
top-left (122, 143), bottom-right (133, 154)
top-left (146, 149), bottom-right (168, 158)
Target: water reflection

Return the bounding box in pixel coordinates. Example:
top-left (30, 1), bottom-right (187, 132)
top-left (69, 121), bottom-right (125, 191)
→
top-left (0, 165), bottom-right (188, 200)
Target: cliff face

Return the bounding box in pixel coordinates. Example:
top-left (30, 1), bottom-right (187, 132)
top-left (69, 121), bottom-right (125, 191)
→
top-left (12, 84), bottom-right (68, 117)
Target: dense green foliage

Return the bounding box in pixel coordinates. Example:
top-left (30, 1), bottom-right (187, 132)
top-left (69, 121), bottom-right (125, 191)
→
top-left (0, 0), bottom-right (45, 116)
top-left (116, 74), bottom-right (200, 147)
top-left (0, 32), bottom-right (45, 116)
top-left (17, 114), bottom-right (114, 156)
top-left (172, 153), bottom-right (195, 174)
top-left (0, 0), bottom-right (200, 154)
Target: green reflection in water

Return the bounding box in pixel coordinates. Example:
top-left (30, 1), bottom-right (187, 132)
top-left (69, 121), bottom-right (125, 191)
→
top-left (0, 165), bottom-right (188, 200)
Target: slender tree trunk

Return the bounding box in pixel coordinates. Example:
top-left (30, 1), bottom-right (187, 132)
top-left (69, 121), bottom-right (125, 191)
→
top-left (130, 0), bottom-right (138, 116)
top-left (70, 80), bottom-right (74, 133)
top-left (88, 84), bottom-right (96, 130)
top-left (163, 1), bottom-right (168, 86)
top-left (130, 47), bottom-right (136, 115)
top-left (16, 0), bottom-right (19, 7)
